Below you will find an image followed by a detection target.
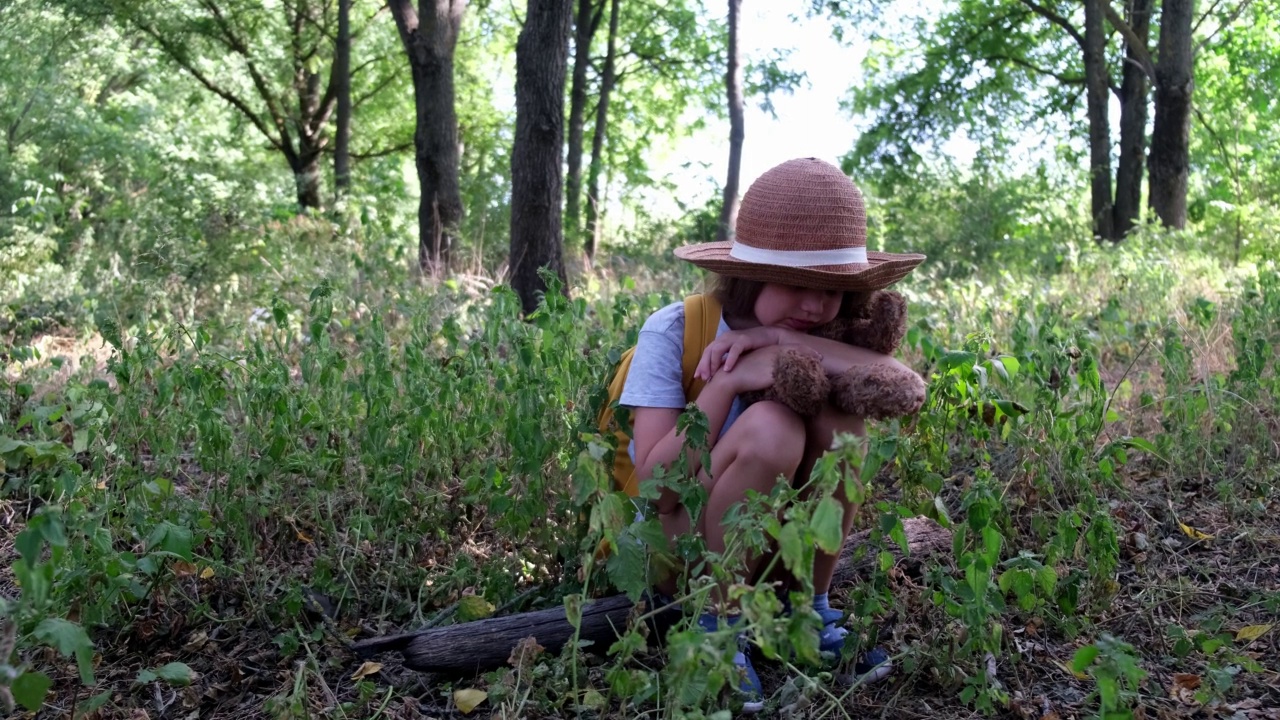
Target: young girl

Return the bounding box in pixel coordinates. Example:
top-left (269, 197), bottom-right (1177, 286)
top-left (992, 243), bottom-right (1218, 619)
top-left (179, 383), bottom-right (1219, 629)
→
top-left (618, 157), bottom-right (925, 708)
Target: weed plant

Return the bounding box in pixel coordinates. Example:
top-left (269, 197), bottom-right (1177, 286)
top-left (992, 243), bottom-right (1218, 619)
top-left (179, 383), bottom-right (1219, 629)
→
top-left (1, 233), bottom-right (1277, 718)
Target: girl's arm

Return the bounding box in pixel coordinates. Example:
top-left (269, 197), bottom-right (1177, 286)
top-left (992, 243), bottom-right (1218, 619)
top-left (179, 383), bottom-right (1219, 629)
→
top-left (701, 326), bottom-right (910, 379)
top-left (779, 331), bottom-right (912, 376)
top-left (632, 372), bottom-right (739, 514)
top-left (633, 345), bottom-right (799, 514)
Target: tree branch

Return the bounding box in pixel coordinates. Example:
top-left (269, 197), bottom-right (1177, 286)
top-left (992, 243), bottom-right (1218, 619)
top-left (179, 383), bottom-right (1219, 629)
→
top-left (388, 0), bottom-right (421, 59)
top-left (1100, 1), bottom-right (1156, 81)
top-left (353, 72), bottom-right (401, 108)
top-left (982, 53), bottom-right (1086, 84)
top-left (1194, 0), bottom-right (1254, 56)
top-left (351, 55), bottom-right (383, 78)
top-left (197, 0), bottom-right (296, 154)
top-left (1192, 103), bottom-right (1239, 187)
top-left (348, 140), bottom-right (415, 160)
top-left (1018, 0), bottom-right (1086, 50)
top-left (132, 20), bottom-right (284, 155)
top-left (1192, 0), bottom-right (1227, 36)
top-left (6, 93), bottom-right (39, 156)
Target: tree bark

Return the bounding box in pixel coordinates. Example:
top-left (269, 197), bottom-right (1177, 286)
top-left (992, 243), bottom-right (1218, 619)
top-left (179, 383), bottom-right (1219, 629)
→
top-left (334, 0), bottom-right (352, 197)
top-left (583, 0), bottom-right (620, 262)
top-left (390, 0), bottom-right (467, 276)
top-left (353, 517), bottom-right (952, 674)
top-left (565, 0), bottom-right (602, 250)
top-left (1112, 0), bottom-right (1152, 239)
top-left (1149, 0), bottom-right (1195, 229)
top-left (1083, 0), bottom-right (1115, 242)
top-left (509, 0), bottom-right (571, 316)
top-left (293, 154), bottom-right (323, 209)
top-left (717, 0), bottom-right (744, 243)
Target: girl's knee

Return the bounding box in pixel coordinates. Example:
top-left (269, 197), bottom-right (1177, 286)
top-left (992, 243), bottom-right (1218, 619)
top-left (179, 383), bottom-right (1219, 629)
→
top-left (730, 401), bottom-right (805, 472)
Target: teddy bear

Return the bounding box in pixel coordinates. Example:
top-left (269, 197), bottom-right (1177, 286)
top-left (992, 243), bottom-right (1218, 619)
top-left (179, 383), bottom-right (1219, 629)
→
top-left (742, 290), bottom-right (927, 420)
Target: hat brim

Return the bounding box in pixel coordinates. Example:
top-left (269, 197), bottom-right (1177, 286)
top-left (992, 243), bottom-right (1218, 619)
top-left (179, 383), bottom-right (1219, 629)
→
top-left (674, 241), bottom-right (926, 292)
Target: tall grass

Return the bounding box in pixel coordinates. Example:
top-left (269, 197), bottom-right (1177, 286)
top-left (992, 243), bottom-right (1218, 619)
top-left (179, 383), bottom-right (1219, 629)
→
top-left (2, 227), bottom-right (1277, 717)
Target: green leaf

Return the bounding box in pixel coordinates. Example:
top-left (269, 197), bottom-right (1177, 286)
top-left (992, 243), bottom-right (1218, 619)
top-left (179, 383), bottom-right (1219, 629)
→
top-left (997, 569), bottom-right (1015, 594)
top-left (939, 351), bottom-right (979, 372)
top-left (993, 399), bottom-right (1030, 418)
top-left (778, 521), bottom-right (805, 575)
top-left (996, 356), bottom-right (1021, 377)
top-left (34, 618), bottom-right (95, 684)
top-left (1071, 644), bottom-right (1099, 672)
top-left (1037, 565), bottom-right (1058, 594)
top-left (12, 670), bottom-right (52, 711)
top-left (632, 518), bottom-right (669, 550)
top-left (155, 662), bottom-right (194, 686)
top-left (16, 528), bottom-right (41, 566)
top-left (605, 530), bottom-right (647, 600)
top-left (810, 497), bottom-right (844, 554)
top-left (456, 595), bottom-right (496, 622)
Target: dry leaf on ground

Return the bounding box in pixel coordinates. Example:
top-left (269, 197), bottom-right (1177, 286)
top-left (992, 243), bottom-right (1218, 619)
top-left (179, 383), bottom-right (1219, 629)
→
top-left (350, 661), bottom-right (382, 681)
top-left (453, 688), bottom-right (488, 714)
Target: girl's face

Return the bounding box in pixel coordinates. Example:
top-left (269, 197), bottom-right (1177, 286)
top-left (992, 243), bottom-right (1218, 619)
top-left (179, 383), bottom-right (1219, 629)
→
top-left (753, 283), bottom-right (842, 332)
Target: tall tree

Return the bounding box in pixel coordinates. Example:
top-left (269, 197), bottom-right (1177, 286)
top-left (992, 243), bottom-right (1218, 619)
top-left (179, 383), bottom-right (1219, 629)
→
top-left (563, 0), bottom-right (738, 259)
top-left (717, 0), bottom-right (744, 242)
top-left (509, 0), bottom-right (571, 314)
top-left (565, 0), bottom-right (604, 249)
top-left (1148, 0), bottom-right (1195, 228)
top-left (390, 0), bottom-right (467, 275)
top-left (335, 0), bottom-right (353, 197)
top-left (583, 0), bottom-right (620, 261)
top-left (1113, 0), bottom-right (1152, 238)
top-left (1083, 0), bottom-right (1115, 241)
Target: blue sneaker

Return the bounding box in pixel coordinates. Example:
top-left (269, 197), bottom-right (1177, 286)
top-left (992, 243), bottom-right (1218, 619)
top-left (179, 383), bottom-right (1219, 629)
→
top-left (851, 646), bottom-right (894, 685)
top-left (733, 640), bottom-right (765, 714)
top-left (697, 614), bottom-right (765, 714)
top-left (785, 598), bottom-right (892, 681)
top-left (814, 606), bottom-right (849, 656)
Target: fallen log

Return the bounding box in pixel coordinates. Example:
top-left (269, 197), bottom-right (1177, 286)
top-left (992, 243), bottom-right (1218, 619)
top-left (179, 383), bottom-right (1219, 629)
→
top-left (352, 516), bottom-right (950, 674)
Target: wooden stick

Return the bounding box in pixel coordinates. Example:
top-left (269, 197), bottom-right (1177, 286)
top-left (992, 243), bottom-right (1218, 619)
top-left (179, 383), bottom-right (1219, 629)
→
top-left (352, 516), bottom-right (951, 674)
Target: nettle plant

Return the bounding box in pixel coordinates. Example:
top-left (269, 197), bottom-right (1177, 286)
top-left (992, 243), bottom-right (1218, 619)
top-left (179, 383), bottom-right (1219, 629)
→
top-left (888, 297), bottom-right (1138, 712)
top-left (565, 401), bottom-right (877, 716)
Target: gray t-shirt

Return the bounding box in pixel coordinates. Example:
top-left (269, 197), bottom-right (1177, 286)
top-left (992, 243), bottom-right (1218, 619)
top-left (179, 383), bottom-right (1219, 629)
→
top-left (619, 300), bottom-right (746, 461)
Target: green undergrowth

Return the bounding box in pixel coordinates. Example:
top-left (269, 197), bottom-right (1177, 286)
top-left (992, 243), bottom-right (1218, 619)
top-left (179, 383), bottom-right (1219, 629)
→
top-left (1, 239), bottom-right (1277, 718)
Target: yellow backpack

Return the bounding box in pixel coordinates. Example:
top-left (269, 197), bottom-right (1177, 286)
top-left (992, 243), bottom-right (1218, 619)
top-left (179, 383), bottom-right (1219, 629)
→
top-left (598, 294), bottom-right (723, 496)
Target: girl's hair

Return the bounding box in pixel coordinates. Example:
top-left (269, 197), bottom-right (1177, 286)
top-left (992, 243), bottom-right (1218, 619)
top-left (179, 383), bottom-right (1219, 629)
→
top-left (711, 275), bottom-right (873, 321)
top-left (710, 276), bottom-right (767, 319)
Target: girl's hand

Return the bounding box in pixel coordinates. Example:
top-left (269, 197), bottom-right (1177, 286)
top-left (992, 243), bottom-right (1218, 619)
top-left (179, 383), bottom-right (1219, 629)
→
top-left (713, 344), bottom-right (821, 394)
top-left (696, 326), bottom-right (799, 380)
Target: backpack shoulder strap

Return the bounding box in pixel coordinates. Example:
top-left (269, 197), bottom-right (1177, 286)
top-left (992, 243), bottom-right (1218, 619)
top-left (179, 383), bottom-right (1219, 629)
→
top-left (681, 293), bottom-right (722, 401)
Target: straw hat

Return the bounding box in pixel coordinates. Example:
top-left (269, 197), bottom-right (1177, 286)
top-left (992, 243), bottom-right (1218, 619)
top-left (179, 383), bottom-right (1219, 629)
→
top-left (675, 158), bottom-right (925, 291)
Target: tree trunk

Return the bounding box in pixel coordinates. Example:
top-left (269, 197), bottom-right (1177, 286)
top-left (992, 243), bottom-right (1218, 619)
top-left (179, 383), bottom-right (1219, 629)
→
top-left (584, 0), bottom-right (620, 262)
top-left (390, 0), bottom-right (467, 276)
top-left (509, 0), bottom-right (571, 316)
top-left (565, 0), bottom-right (602, 251)
top-left (1083, 0), bottom-right (1115, 242)
top-left (1149, 0), bottom-right (1194, 229)
top-left (294, 154), bottom-right (323, 210)
top-left (292, 4), bottom-right (330, 213)
top-left (334, 0), bottom-right (352, 197)
top-left (717, 0), bottom-right (744, 243)
top-left (1112, 0), bottom-right (1152, 239)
